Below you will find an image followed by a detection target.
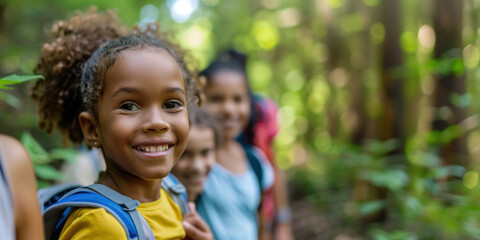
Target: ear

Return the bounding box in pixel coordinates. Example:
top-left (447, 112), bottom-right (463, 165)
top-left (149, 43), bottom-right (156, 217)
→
top-left (79, 111), bottom-right (101, 148)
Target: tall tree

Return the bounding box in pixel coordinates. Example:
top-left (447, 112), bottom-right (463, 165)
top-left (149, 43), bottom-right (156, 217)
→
top-left (432, 0), bottom-right (468, 166)
top-left (354, 0), bottom-right (406, 224)
top-left (379, 0), bottom-right (405, 149)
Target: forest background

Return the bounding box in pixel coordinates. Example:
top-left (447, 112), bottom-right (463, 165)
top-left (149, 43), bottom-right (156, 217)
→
top-left (1, 0), bottom-right (480, 239)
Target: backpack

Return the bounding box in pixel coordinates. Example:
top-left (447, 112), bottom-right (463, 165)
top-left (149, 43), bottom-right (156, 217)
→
top-left (243, 95), bottom-right (278, 218)
top-left (250, 95), bottom-right (279, 162)
top-left (39, 174), bottom-right (188, 240)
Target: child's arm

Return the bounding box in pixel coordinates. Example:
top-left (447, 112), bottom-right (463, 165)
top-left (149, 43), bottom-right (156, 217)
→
top-left (182, 202), bottom-right (213, 240)
top-left (257, 147), bottom-right (293, 240)
top-left (0, 134), bottom-right (44, 240)
top-left (272, 169), bottom-right (294, 240)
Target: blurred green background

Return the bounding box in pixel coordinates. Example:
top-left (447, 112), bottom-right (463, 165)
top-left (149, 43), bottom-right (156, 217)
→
top-left (2, 0), bottom-right (480, 239)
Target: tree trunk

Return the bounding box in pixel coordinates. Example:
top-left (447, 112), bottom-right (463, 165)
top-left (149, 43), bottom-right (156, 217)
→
top-left (379, 0), bottom-right (405, 149)
top-left (355, 0), bottom-right (406, 224)
top-left (432, 0), bottom-right (468, 167)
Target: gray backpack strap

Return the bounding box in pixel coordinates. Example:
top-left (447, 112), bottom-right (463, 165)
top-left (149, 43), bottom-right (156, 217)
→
top-left (162, 174), bottom-right (189, 215)
top-left (43, 184), bottom-right (154, 240)
top-left (84, 184), bottom-right (155, 240)
top-left (38, 182), bottom-right (81, 212)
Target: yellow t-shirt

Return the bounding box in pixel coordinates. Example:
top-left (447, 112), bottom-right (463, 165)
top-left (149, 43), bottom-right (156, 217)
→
top-left (59, 188), bottom-right (185, 240)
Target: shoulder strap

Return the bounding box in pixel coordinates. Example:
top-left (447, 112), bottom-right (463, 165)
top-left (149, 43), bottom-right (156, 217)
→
top-left (243, 144), bottom-right (263, 191)
top-left (43, 185), bottom-right (154, 240)
top-left (162, 174), bottom-right (189, 216)
top-left (0, 151), bottom-right (8, 188)
top-left (38, 182), bottom-right (81, 212)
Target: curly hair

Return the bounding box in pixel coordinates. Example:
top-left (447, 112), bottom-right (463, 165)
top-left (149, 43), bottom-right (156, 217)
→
top-left (31, 8), bottom-right (127, 145)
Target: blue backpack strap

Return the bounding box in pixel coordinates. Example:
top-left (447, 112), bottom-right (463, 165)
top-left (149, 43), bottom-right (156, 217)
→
top-left (0, 153), bottom-right (8, 188)
top-left (242, 143), bottom-right (263, 191)
top-left (84, 184), bottom-right (154, 240)
top-left (38, 182), bottom-right (82, 213)
top-left (43, 185), bottom-right (154, 240)
top-left (162, 174), bottom-right (189, 216)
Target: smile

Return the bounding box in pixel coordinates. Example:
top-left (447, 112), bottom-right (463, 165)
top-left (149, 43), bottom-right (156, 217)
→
top-left (134, 144), bottom-right (171, 153)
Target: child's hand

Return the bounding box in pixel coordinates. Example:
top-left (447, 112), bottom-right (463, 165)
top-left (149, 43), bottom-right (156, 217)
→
top-left (182, 202), bottom-right (213, 240)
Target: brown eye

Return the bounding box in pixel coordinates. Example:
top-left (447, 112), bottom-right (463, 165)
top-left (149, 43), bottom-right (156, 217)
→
top-left (164, 100), bottom-right (183, 110)
top-left (120, 102), bottom-right (140, 111)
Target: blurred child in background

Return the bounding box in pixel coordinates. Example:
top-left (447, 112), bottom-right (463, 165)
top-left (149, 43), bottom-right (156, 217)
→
top-left (197, 50), bottom-right (275, 240)
top-left (172, 108), bottom-right (221, 202)
top-left (171, 108), bottom-right (220, 240)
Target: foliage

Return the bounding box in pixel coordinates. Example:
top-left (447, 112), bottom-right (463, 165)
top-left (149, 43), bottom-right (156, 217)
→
top-left (0, 74), bottom-right (77, 188)
top-left (0, 74), bottom-right (43, 109)
top-left (291, 132), bottom-right (480, 239)
top-left (20, 132), bottom-right (77, 188)
top-left (2, 0), bottom-right (480, 239)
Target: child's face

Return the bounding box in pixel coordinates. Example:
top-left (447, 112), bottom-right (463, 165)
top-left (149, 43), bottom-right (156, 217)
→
top-left (204, 70), bottom-right (250, 141)
top-left (172, 126), bottom-right (216, 201)
top-left (94, 49), bottom-right (189, 180)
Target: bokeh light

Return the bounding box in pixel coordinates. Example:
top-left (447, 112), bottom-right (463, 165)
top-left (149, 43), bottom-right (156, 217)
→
top-left (463, 170), bottom-right (479, 189)
top-left (463, 44), bottom-right (479, 69)
top-left (167, 0), bottom-right (198, 23)
top-left (418, 24), bottom-right (435, 50)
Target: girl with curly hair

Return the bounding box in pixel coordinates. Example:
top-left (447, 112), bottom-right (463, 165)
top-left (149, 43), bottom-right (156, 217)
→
top-left (33, 9), bottom-right (211, 240)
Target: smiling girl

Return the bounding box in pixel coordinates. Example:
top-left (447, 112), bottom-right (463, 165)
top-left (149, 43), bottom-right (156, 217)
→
top-left (33, 12), bottom-right (210, 239)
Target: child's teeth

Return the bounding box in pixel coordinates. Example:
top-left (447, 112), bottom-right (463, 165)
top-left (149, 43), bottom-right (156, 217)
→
top-left (136, 145), bottom-right (169, 152)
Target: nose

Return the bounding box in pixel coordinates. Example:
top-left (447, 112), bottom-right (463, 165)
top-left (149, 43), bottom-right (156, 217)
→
top-left (221, 100), bottom-right (236, 117)
top-left (141, 106), bottom-right (169, 133)
top-left (189, 155), bottom-right (204, 174)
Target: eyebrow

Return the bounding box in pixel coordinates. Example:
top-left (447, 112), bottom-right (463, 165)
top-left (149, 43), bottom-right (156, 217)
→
top-left (112, 87), bottom-right (139, 98)
top-left (167, 87), bottom-right (185, 94)
top-left (111, 86), bottom-right (185, 98)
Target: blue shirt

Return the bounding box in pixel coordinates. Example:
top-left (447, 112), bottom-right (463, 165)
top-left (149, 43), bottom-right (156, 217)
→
top-left (197, 146), bottom-right (274, 240)
top-left (0, 154), bottom-right (15, 240)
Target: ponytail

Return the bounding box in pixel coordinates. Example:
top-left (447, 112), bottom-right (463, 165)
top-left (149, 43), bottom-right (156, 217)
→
top-left (31, 9), bottom-right (126, 145)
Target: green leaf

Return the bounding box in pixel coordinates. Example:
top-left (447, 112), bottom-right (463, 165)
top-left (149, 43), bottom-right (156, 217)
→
top-left (404, 196), bottom-right (423, 215)
top-left (34, 164), bottom-right (63, 181)
top-left (37, 180), bottom-right (51, 189)
top-left (0, 85), bottom-right (13, 90)
top-left (20, 132), bottom-right (48, 164)
top-left (49, 148), bottom-right (78, 162)
top-left (364, 139), bottom-right (399, 157)
top-left (433, 165), bottom-right (467, 179)
top-left (359, 200), bottom-right (386, 216)
top-left (463, 221), bottom-right (480, 238)
top-left (359, 168), bottom-right (409, 191)
top-left (0, 74), bottom-right (43, 89)
top-left (0, 74), bottom-right (44, 83)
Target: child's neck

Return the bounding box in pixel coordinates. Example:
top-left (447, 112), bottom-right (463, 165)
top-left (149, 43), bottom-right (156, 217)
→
top-left (216, 139), bottom-right (247, 174)
top-left (98, 171), bottom-right (163, 203)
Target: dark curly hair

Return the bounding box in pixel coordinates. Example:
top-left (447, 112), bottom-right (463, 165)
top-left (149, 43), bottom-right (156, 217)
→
top-left (32, 10), bottom-right (196, 146)
top-left (31, 9), bottom-right (127, 145)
